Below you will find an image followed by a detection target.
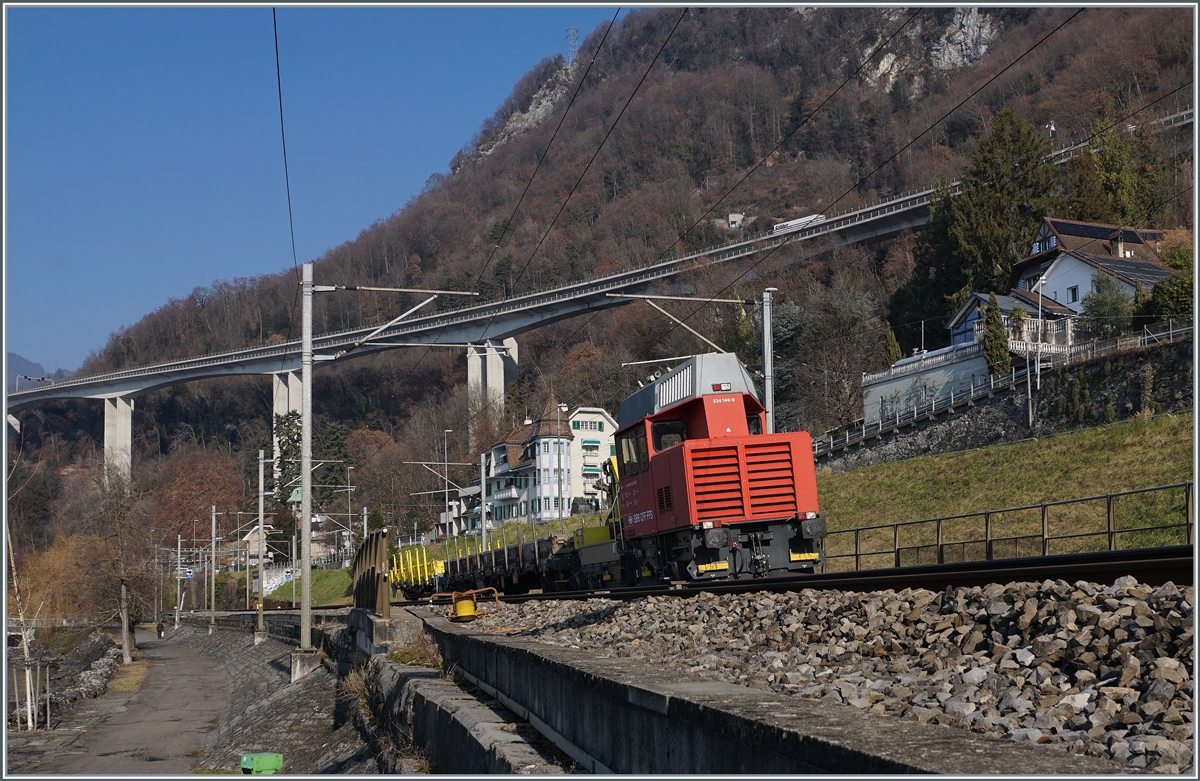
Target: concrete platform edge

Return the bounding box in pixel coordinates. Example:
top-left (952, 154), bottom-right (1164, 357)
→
top-left (417, 610), bottom-right (1129, 775)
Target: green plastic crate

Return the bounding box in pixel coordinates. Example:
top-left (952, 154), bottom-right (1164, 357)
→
top-left (241, 753), bottom-right (283, 774)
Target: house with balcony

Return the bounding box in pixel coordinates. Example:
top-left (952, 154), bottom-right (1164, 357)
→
top-left (1010, 217), bottom-right (1174, 313)
top-left (945, 288), bottom-right (1077, 362)
top-left (567, 406), bottom-right (617, 514)
top-left (861, 218), bottom-right (1178, 423)
top-left (466, 399), bottom-right (619, 532)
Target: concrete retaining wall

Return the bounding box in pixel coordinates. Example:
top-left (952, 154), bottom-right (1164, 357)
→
top-left (819, 338), bottom-right (1192, 475)
top-left (419, 610), bottom-right (1126, 774)
top-left (362, 656), bottom-right (563, 774)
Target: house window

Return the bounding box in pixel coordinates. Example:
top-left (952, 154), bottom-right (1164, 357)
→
top-left (1068, 286), bottom-right (1078, 303)
top-left (1049, 236), bottom-right (1057, 248)
top-left (543, 442), bottom-right (549, 454)
top-left (1032, 241), bottom-right (1041, 254)
top-left (520, 501), bottom-right (527, 516)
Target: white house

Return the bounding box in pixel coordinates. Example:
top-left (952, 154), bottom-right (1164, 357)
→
top-left (474, 399), bottom-right (618, 531)
top-left (1010, 218), bottom-right (1174, 313)
top-left (566, 406), bottom-right (617, 514)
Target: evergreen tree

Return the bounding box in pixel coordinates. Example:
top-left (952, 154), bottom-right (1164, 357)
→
top-left (1132, 280), bottom-right (1152, 328)
top-left (982, 294), bottom-right (1011, 376)
top-left (884, 325), bottom-right (902, 366)
top-left (889, 111), bottom-right (1059, 353)
top-left (1162, 244), bottom-right (1192, 272)
top-left (1063, 152), bottom-right (1116, 223)
top-left (1092, 120), bottom-right (1141, 225)
top-left (1148, 273), bottom-right (1193, 323)
top-left (887, 180), bottom-right (963, 354)
top-left (1090, 120), bottom-right (1172, 227)
top-left (950, 109), bottom-right (1059, 293)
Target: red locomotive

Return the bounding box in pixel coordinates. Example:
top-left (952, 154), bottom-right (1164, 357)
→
top-left (613, 352), bottom-right (826, 583)
top-left (429, 352), bottom-right (826, 595)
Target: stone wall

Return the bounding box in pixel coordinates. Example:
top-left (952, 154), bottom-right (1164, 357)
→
top-left (819, 340), bottom-right (1192, 475)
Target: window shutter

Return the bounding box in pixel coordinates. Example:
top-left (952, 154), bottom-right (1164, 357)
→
top-left (572, 420), bottom-right (580, 430)
top-left (598, 421), bottom-right (604, 431)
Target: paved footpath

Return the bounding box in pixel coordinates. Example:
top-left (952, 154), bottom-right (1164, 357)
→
top-left (6, 626), bottom-right (228, 775)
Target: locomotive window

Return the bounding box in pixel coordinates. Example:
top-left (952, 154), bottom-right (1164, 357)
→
top-left (747, 414), bottom-right (762, 435)
top-left (617, 431), bottom-right (641, 476)
top-left (636, 428), bottom-right (649, 469)
top-left (652, 420), bottom-right (687, 450)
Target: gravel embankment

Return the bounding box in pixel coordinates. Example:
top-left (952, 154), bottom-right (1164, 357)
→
top-left (470, 576), bottom-right (1193, 774)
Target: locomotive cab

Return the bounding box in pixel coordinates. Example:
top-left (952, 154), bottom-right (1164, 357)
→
top-left (615, 353), bottom-right (826, 584)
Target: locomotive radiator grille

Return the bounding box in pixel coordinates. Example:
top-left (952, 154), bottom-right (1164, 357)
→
top-left (690, 446), bottom-right (744, 520)
top-left (744, 441), bottom-right (798, 516)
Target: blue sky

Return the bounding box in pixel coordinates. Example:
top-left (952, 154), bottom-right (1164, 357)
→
top-left (5, 5), bottom-right (623, 373)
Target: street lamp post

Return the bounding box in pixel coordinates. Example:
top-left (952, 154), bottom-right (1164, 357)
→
top-left (444, 430), bottom-right (452, 534)
top-left (557, 404), bottom-right (568, 520)
top-left (257, 450), bottom-right (266, 631)
top-left (210, 506), bottom-right (217, 632)
top-left (1034, 277), bottom-right (1047, 391)
top-left (346, 465), bottom-right (354, 545)
top-left (299, 262), bottom-right (315, 650)
top-left (762, 287), bottom-right (776, 434)
top-left (175, 535), bottom-right (182, 630)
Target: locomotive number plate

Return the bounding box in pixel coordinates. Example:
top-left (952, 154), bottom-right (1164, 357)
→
top-left (789, 552), bottom-right (820, 561)
top-left (697, 561), bottom-right (729, 572)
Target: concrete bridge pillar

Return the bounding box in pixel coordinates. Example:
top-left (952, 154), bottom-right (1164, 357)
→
top-left (103, 396), bottom-right (134, 487)
top-left (272, 371), bottom-right (302, 488)
top-left (467, 338), bottom-right (518, 423)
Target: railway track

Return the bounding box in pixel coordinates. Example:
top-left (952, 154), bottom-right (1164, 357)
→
top-left (217, 546), bottom-right (1191, 618)
top-left (414, 545), bottom-right (1193, 607)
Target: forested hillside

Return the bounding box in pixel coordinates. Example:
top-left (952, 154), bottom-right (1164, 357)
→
top-left (8, 7), bottom-right (1192, 561)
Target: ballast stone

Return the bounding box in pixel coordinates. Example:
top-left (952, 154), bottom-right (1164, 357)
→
top-left (470, 578), bottom-right (1194, 774)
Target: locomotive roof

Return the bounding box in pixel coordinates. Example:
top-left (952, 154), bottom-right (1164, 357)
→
top-left (618, 353), bottom-right (758, 428)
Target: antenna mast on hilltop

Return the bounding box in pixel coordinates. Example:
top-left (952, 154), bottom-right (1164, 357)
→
top-left (566, 27), bottom-right (579, 67)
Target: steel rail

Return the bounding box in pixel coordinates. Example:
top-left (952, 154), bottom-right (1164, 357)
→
top-left (220, 545), bottom-right (1189, 618)
top-left (412, 545), bottom-right (1193, 607)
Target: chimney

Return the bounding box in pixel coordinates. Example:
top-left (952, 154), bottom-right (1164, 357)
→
top-left (1110, 230), bottom-right (1124, 258)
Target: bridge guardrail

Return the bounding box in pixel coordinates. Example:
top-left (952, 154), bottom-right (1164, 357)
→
top-left (12, 106), bottom-right (1189, 397)
top-left (8, 184), bottom-right (955, 395)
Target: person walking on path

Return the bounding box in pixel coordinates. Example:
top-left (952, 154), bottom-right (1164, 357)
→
top-left (156, 621), bottom-right (164, 639)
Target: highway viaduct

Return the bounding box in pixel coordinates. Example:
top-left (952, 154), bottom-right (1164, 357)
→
top-left (7, 105), bottom-right (1191, 479)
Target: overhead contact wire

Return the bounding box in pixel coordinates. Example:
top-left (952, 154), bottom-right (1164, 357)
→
top-left (639, 8), bottom-right (1088, 356)
top-left (273, 7), bottom-right (302, 345)
top-left (402, 8), bottom-right (685, 409)
top-left (398, 8), bottom-right (628, 394)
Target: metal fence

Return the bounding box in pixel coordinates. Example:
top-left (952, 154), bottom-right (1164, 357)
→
top-left (821, 482), bottom-right (1193, 573)
top-left (819, 322), bottom-right (1192, 458)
